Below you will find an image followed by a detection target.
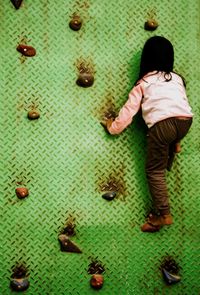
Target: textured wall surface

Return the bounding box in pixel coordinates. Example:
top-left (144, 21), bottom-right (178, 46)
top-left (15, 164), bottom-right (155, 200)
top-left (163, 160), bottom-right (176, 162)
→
top-left (0, 0), bottom-right (200, 294)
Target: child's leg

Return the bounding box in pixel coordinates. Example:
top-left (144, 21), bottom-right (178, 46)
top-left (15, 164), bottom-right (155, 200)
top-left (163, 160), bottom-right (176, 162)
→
top-left (167, 141), bottom-right (180, 171)
top-left (169, 118), bottom-right (193, 168)
top-left (145, 123), bottom-right (172, 217)
top-left (142, 120), bottom-right (175, 232)
top-left (141, 117), bottom-right (192, 232)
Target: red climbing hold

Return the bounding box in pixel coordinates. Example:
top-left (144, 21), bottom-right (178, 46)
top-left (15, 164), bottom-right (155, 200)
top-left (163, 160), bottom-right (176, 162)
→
top-left (15, 187), bottom-right (29, 199)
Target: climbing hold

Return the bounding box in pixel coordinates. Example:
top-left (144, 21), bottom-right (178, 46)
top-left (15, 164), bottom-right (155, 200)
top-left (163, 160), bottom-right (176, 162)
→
top-left (69, 15), bottom-right (82, 31)
top-left (144, 19), bottom-right (158, 31)
top-left (160, 256), bottom-right (180, 273)
top-left (10, 265), bottom-right (29, 292)
top-left (76, 72), bottom-right (94, 88)
top-left (58, 234), bottom-right (82, 253)
top-left (11, 0), bottom-right (23, 9)
top-left (76, 61), bottom-right (94, 88)
top-left (102, 191), bottom-right (116, 201)
top-left (162, 268), bottom-right (181, 285)
top-left (10, 278), bottom-right (29, 292)
top-left (27, 110), bottom-right (40, 120)
top-left (90, 274), bottom-right (104, 290)
top-left (17, 44), bottom-right (36, 57)
top-left (15, 187), bottom-right (29, 199)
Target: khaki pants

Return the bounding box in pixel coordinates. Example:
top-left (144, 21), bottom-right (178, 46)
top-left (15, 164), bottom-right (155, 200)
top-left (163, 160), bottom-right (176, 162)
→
top-left (146, 117), bottom-right (193, 215)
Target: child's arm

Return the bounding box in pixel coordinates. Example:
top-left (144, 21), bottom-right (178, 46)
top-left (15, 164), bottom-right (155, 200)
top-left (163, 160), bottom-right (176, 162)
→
top-left (107, 84), bottom-right (143, 135)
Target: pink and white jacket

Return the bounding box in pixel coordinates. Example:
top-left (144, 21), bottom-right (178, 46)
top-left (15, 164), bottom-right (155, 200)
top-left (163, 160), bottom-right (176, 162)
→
top-left (108, 71), bottom-right (193, 135)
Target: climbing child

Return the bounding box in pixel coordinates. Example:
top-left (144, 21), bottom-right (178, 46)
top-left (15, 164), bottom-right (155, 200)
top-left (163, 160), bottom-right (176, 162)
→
top-left (104, 36), bottom-right (193, 232)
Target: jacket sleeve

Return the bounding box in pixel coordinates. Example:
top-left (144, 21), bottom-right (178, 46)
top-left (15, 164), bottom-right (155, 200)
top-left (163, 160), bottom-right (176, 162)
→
top-left (108, 83), bottom-right (143, 135)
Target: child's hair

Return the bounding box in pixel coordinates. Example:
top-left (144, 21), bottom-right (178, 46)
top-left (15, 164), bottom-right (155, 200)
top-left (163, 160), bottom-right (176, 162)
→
top-left (136, 36), bottom-right (186, 86)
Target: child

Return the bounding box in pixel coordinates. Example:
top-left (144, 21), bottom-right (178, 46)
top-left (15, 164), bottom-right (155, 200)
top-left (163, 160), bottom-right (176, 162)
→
top-left (104, 36), bottom-right (193, 232)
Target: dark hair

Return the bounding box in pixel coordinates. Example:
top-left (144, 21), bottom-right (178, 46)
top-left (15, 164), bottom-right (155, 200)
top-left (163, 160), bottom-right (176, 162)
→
top-left (139, 36), bottom-right (174, 78)
top-left (136, 36), bottom-right (186, 87)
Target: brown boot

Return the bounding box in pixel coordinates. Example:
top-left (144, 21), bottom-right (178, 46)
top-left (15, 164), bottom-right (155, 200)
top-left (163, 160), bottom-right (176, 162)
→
top-left (147, 213), bottom-right (173, 226)
top-left (141, 222), bottom-right (161, 232)
top-left (161, 214), bottom-right (173, 225)
top-left (141, 213), bottom-right (173, 233)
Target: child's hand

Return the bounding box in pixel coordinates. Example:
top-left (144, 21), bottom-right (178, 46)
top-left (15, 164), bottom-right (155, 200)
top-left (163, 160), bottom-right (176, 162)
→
top-left (106, 118), bottom-right (114, 129)
top-left (100, 118), bottom-right (114, 134)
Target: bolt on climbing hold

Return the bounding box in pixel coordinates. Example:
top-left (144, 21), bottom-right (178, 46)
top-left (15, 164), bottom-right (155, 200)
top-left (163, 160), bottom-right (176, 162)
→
top-left (15, 187), bottom-right (29, 199)
top-left (10, 265), bottom-right (29, 292)
top-left (58, 234), bottom-right (82, 253)
top-left (27, 110), bottom-right (40, 120)
top-left (17, 44), bottom-right (36, 57)
top-left (69, 15), bottom-right (82, 31)
top-left (102, 191), bottom-right (117, 201)
top-left (144, 19), bottom-right (158, 31)
top-left (90, 274), bottom-right (104, 290)
top-left (11, 0), bottom-right (23, 9)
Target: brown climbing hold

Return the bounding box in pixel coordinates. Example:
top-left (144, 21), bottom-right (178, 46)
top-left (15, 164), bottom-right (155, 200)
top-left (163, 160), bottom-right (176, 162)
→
top-left (58, 234), bottom-right (82, 253)
top-left (15, 187), bottom-right (29, 199)
top-left (69, 15), bottom-right (82, 31)
top-left (144, 19), bottom-right (158, 31)
top-left (27, 110), bottom-right (40, 120)
top-left (17, 44), bottom-right (36, 57)
top-left (90, 274), bottom-right (104, 290)
top-left (11, 0), bottom-right (23, 9)
top-left (76, 72), bottom-right (94, 88)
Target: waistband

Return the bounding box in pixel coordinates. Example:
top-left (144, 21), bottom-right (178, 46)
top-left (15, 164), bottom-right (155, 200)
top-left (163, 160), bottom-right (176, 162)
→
top-left (175, 116), bottom-right (193, 120)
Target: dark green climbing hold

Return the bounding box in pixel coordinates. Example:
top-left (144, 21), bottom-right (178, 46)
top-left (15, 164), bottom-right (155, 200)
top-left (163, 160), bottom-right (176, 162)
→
top-left (102, 191), bottom-right (116, 201)
top-left (11, 0), bottom-right (23, 9)
top-left (162, 268), bottom-right (181, 285)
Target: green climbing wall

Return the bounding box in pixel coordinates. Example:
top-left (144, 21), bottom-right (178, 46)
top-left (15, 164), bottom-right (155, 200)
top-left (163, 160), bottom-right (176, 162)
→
top-left (0, 0), bottom-right (200, 294)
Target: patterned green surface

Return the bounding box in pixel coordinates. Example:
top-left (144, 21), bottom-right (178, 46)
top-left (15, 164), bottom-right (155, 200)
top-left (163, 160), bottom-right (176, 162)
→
top-left (0, 0), bottom-right (200, 294)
